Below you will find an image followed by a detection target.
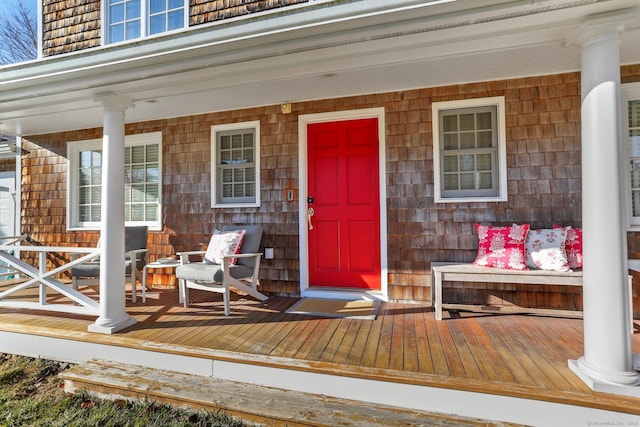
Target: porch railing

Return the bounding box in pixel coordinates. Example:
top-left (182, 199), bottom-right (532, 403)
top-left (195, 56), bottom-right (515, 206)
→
top-left (0, 240), bottom-right (100, 316)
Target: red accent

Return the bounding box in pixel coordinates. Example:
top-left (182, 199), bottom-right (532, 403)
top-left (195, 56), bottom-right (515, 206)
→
top-left (307, 118), bottom-right (381, 290)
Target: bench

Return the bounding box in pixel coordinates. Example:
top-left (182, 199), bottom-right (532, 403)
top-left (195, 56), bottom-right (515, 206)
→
top-left (430, 262), bottom-right (634, 330)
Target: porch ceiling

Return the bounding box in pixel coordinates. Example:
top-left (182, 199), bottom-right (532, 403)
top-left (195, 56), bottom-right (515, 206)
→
top-left (0, 0), bottom-right (639, 137)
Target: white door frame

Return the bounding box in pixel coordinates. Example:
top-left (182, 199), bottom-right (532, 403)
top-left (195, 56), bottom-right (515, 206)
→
top-left (298, 107), bottom-right (388, 302)
top-left (0, 171), bottom-right (16, 238)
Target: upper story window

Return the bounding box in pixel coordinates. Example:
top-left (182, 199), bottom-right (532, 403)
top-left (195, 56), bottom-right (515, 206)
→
top-left (67, 132), bottom-right (162, 230)
top-left (211, 122), bottom-right (260, 208)
top-left (624, 84), bottom-right (640, 229)
top-left (432, 97), bottom-right (507, 203)
top-left (106, 0), bottom-right (187, 44)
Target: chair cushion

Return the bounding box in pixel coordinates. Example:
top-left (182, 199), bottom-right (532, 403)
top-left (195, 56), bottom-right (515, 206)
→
top-left (223, 224), bottom-right (263, 267)
top-left (204, 229), bottom-right (246, 265)
top-left (176, 262), bottom-right (253, 283)
top-left (71, 259), bottom-right (135, 277)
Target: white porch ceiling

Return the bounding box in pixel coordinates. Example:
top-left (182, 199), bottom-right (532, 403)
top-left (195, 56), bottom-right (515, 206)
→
top-left (0, 0), bottom-right (639, 136)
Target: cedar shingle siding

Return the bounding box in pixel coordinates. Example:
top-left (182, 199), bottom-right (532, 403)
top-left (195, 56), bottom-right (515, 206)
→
top-left (42, 0), bottom-right (101, 57)
top-left (20, 65), bottom-right (640, 315)
top-left (41, 0), bottom-right (309, 57)
top-left (191, 0), bottom-right (309, 25)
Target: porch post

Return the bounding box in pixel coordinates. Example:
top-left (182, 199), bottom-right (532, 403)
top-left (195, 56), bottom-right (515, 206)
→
top-left (569, 15), bottom-right (640, 394)
top-left (88, 95), bottom-right (137, 334)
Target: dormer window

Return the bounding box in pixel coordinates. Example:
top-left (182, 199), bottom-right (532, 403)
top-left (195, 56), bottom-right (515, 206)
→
top-left (106, 0), bottom-right (187, 44)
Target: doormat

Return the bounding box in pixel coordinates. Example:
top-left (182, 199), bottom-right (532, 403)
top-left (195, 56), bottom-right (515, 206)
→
top-left (285, 298), bottom-right (380, 320)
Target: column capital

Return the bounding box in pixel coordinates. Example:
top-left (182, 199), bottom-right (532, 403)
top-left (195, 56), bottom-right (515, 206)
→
top-left (570, 8), bottom-right (637, 48)
top-left (94, 93), bottom-right (134, 112)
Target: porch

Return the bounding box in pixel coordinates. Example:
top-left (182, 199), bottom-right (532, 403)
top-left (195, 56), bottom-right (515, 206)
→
top-left (0, 282), bottom-right (639, 425)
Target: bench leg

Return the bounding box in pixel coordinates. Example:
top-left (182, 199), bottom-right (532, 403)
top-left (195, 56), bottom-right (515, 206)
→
top-left (433, 270), bottom-right (443, 321)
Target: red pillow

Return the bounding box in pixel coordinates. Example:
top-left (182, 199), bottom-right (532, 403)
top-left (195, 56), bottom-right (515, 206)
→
top-left (473, 223), bottom-right (530, 270)
top-left (554, 225), bottom-right (583, 270)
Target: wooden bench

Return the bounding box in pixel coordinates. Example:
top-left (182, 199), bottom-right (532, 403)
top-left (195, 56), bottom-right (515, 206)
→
top-left (430, 262), bottom-right (634, 330)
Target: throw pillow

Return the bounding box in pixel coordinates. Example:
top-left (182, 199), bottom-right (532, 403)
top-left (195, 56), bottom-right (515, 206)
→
top-left (204, 229), bottom-right (246, 265)
top-left (473, 223), bottom-right (530, 270)
top-left (525, 228), bottom-right (570, 271)
top-left (554, 225), bottom-right (583, 270)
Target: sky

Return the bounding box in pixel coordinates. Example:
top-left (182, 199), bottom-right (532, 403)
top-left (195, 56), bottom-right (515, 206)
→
top-left (0, 0), bottom-right (36, 15)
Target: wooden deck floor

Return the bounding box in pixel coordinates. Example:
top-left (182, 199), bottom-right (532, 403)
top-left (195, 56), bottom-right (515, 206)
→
top-left (1, 282), bottom-right (640, 418)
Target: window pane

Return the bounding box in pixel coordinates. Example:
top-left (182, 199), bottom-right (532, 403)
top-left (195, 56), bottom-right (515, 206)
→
top-left (146, 184), bottom-right (159, 202)
top-left (477, 131), bottom-right (492, 148)
top-left (459, 113), bottom-right (475, 131)
top-left (442, 115), bottom-right (457, 132)
top-left (443, 174), bottom-right (458, 190)
top-left (245, 182), bottom-right (255, 197)
top-left (150, 15), bottom-right (166, 34)
top-left (629, 129), bottom-right (640, 157)
top-left (460, 173), bottom-right (475, 190)
top-left (109, 25), bottom-right (125, 43)
top-left (131, 164), bottom-right (145, 183)
top-left (478, 172), bottom-right (493, 189)
top-left (92, 167), bottom-right (102, 185)
top-left (90, 205), bottom-right (101, 222)
top-left (126, 20), bottom-right (140, 39)
top-left (79, 187), bottom-right (90, 204)
top-left (146, 165), bottom-right (159, 182)
top-left (169, 0), bottom-right (182, 8)
top-left (476, 112), bottom-right (492, 130)
top-left (460, 155), bottom-right (474, 172)
top-left (459, 132), bottom-right (475, 149)
top-left (443, 134), bottom-right (457, 150)
top-left (168, 10), bottom-right (183, 31)
top-left (127, 0), bottom-right (140, 18)
top-left (150, 0), bottom-right (166, 14)
top-left (131, 145), bottom-right (145, 163)
top-left (630, 160), bottom-right (640, 188)
top-left (222, 169), bottom-right (233, 183)
top-left (79, 206), bottom-right (90, 222)
top-left (443, 156), bottom-right (457, 172)
top-left (111, 4), bottom-right (124, 22)
top-left (91, 187), bottom-right (101, 204)
top-left (146, 204), bottom-right (157, 221)
top-left (146, 144), bottom-right (159, 162)
top-left (633, 190), bottom-right (640, 217)
top-left (131, 204), bottom-right (144, 221)
top-left (477, 154), bottom-right (492, 171)
top-left (131, 184), bottom-right (145, 202)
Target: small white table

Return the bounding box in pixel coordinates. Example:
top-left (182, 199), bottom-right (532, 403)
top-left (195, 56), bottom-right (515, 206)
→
top-left (141, 260), bottom-right (180, 303)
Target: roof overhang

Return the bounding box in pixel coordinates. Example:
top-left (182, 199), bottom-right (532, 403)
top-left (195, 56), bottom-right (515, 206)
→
top-left (1, 0), bottom-right (639, 136)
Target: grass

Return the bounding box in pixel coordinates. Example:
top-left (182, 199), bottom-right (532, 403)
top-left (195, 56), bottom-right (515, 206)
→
top-left (0, 353), bottom-right (250, 427)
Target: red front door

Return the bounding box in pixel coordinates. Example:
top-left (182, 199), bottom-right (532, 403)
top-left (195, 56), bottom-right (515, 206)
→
top-left (307, 118), bottom-right (381, 290)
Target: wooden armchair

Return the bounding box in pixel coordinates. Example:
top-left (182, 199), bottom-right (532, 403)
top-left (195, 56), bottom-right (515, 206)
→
top-left (176, 224), bottom-right (267, 315)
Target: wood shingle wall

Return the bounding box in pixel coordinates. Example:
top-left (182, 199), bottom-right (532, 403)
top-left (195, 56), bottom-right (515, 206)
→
top-left (41, 0), bottom-right (310, 57)
top-left (20, 65), bottom-right (640, 315)
top-left (42, 0), bottom-right (101, 57)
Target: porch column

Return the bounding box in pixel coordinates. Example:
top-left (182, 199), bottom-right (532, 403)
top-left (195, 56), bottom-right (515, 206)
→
top-left (569, 15), bottom-right (640, 394)
top-left (88, 95), bottom-right (137, 334)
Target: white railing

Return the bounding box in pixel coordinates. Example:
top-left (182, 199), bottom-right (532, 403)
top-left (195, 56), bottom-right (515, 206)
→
top-left (0, 242), bottom-right (101, 316)
top-left (0, 235), bottom-right (27, 280)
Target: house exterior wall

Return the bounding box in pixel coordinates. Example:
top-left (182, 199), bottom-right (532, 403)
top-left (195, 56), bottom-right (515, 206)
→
top-left (21, 65), bottom-right (640, 314)
top-left (41, 0), bottom-right (309, 57)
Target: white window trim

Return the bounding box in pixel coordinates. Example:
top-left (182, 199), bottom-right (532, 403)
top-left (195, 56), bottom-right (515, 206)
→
top-left (211, 121), bottom-right (261, 208)
top-left (432, 96), bottom-right (507, 203)
top-left (101, 0), bottom-right (189, 45)
top-left (623, 82), bottom-right (640, 230)
top-left (67, 132), bottom-right (163, 231)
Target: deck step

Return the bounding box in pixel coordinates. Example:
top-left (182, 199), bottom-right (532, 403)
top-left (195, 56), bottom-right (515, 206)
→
top-left (61, 359), bottom-right (521, 427)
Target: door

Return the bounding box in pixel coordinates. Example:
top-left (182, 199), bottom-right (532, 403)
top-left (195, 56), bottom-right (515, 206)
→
top-left (307, 118), bottom-right (381, 290)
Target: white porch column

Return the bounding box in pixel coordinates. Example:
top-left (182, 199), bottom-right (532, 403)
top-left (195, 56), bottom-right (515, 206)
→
top-left (88, 95), bottom-right (137, 334)
top-left (569, 16), bottom-right (640, 394)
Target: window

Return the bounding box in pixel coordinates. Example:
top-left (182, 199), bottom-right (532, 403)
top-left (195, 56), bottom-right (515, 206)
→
top-left (68, 132), bottom-right (162, 230)
top-left (432, 97), bottom-right (507, 202)
top-left (106, 0), bottom-right (186, 44)
top-left (624, 84), bottom-right (640, 228)
top-left (211, 122), bottom-right (260, 208)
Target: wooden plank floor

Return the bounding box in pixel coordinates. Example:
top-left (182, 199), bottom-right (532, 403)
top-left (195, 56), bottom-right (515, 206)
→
top-left (1, 281), bottom-right (640, 415)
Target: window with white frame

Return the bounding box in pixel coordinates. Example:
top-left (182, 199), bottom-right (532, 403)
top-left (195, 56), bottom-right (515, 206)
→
top-left (432, 97), bottom-right (507, 202)
top-left (211, 122), bottom-right (260, 208)
top-left (106, 0), bottom-right (187, 44)
top-left (624, 84), bottom-right (640, 228)
top-left (67, 132), bottom-right (162, 230)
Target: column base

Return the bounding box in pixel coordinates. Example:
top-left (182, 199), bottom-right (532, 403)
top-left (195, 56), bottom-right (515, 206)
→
top-left (88, 314), bottom-right (137, 334)
top-left (569, 356), bottom-right (640, 397)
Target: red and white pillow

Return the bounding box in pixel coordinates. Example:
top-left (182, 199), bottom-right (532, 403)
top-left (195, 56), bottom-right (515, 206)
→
top-left (204, 229), bottom-right (246, 265)
top-left (554, 225), bottom-right (583, 270)
top-left (524, 227), bottom-right (570, 271)
top-left (473, 223), bottom-right (530, 270)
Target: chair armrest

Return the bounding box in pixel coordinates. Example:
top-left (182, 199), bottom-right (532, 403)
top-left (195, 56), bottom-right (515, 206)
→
top-left (176, 250), bottom-right (206, 264)
top-left (224, 252), bottom-right (262, 259)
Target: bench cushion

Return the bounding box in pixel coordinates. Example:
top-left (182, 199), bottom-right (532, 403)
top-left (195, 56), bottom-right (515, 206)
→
top-left (472, 223), bottom-right (529, 270)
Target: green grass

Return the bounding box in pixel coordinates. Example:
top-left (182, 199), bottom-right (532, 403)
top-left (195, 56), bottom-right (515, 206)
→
top-left (0, 354), bottom-right (249, 427)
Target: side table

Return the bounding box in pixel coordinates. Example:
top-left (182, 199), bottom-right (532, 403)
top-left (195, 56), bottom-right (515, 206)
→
top-left (140, 259), bottom-right (180, 303)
